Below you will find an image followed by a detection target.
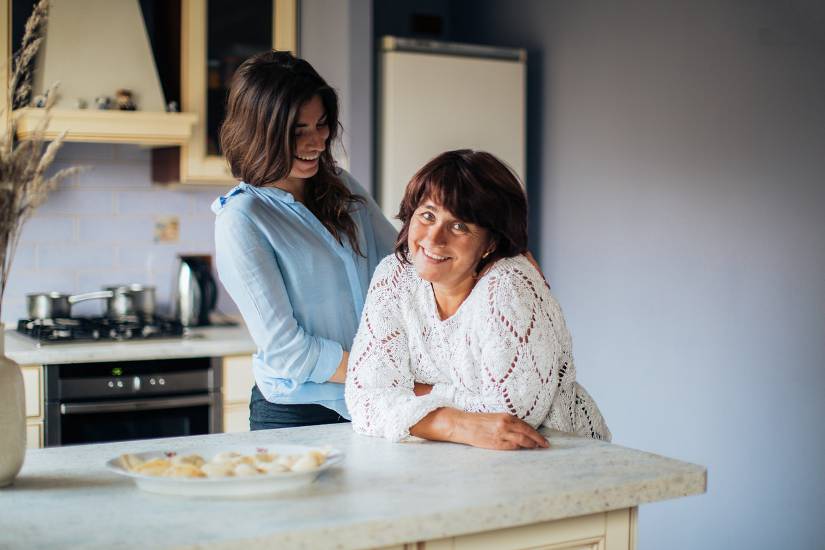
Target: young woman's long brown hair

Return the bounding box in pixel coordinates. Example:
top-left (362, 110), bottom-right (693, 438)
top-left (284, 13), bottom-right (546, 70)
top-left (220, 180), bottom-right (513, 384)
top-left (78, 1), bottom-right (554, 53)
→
top-left (220, 50), bottom-right (364, 255)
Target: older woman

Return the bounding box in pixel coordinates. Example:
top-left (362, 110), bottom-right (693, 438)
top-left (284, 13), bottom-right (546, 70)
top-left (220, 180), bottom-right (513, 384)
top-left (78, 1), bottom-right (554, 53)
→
top-left (345, 150), bottom-right (610, 450)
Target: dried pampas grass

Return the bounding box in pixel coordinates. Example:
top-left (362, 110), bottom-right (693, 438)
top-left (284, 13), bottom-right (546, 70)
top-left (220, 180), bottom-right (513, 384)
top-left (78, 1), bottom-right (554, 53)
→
top-left (0, 0), bottom-right (83, 317)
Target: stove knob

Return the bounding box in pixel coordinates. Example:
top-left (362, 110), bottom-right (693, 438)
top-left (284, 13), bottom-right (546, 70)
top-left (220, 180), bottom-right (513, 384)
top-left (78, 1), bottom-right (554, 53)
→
top-left (133, 376), bottom-right (141, 392)
top-left (158, 378), bottom-right (165, 386)
top-left (149, 378), bottom-right (156, 385)
top-left (116, 380), bottom-right (123, 388)
top-left (107, 381), bottom-right (114, 388)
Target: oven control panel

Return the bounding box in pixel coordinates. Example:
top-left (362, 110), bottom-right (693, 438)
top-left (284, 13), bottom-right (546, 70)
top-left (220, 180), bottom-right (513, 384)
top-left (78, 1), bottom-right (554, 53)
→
top-left (46, 359), bottom-right (218, 401)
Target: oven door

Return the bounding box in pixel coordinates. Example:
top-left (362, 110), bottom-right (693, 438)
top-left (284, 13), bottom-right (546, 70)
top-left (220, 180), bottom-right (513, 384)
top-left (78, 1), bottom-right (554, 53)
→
top-left (46, 393), bottom-right (222, 447)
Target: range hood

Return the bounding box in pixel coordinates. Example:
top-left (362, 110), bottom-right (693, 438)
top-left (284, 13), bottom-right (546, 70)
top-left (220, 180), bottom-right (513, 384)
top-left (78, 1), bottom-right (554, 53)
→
top-left (13, 0), bottom-right (195, 146)
top-left (33, 0), bottom-right (165, 111)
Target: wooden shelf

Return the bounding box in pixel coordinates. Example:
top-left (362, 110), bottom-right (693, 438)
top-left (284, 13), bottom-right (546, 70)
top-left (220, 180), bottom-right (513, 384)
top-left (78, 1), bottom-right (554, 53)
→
top-left (13, 108), bottom-right (197, 146)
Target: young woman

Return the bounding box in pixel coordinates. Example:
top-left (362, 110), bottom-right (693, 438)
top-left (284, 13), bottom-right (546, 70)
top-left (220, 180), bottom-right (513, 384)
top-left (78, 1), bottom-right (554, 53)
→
top-left (212, 50), bottom-right (396, 430)
top-left (345, 150), bottom-right (611, 450)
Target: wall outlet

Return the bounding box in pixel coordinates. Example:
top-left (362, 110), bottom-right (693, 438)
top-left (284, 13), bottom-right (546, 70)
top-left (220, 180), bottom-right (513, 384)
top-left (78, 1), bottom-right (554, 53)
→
top-left (154, 216), bottom-right (180, 243)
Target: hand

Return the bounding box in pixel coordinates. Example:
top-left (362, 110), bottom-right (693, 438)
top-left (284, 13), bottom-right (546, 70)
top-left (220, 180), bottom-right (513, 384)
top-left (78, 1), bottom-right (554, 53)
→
top-left (413, 382), bottom-right (433, 396)
top-left (411, 408), bottom-right (549, 451)
top-left (451, 411), bottom-right (549, 450)
top-left (327, 351), bottom-right (349, 383)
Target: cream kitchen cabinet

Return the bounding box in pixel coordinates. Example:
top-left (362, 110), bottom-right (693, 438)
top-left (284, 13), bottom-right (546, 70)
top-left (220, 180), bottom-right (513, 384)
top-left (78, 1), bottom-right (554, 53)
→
top-left (153, 0), bottom-right (297, 185)
top-left (220, 353), bottom-right (255, 433)
top-left (20, 365), bottom-right (44, 449)
top-left (416, 508), bottom-right (636, 550)
top-left (1, 0), bottom-right (196, 145)
top-left (2, 0), bottom-right (294, 155)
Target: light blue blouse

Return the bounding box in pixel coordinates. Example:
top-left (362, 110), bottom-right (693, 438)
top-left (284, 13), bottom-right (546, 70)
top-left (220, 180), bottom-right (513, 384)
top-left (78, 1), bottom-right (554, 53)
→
top-left (212, 170), bottom-right (397, 419)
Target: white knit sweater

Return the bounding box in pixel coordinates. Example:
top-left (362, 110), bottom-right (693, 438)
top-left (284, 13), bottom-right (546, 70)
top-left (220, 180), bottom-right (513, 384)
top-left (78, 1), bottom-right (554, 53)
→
top-left (345, 254), bottom-right (611, 443)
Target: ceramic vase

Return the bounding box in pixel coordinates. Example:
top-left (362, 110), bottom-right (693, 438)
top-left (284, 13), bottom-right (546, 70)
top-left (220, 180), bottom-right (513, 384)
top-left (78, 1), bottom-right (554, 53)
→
top-left (0, 323), bottom-right (26, 487)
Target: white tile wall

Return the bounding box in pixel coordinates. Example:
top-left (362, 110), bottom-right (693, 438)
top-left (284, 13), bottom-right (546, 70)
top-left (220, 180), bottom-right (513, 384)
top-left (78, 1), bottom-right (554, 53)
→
top-left (2, 143), bottom-right (238, 324)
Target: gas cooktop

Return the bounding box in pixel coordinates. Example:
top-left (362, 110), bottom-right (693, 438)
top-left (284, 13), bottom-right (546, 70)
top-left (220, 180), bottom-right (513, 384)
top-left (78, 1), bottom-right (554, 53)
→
top-left (16, 316), bottom-right (185, 344)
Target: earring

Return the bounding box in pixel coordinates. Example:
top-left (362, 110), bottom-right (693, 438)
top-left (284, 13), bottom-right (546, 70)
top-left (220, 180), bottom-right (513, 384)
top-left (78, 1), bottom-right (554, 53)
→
top-left (482, 250), bottom-right (492, 259)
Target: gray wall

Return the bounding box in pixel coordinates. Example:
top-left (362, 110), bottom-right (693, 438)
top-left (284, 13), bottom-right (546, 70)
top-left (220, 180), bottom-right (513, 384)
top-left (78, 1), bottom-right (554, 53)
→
top-left (300, 0), bottom-right (374, 188)
top-left (451, 1), bottom-right (825, 548)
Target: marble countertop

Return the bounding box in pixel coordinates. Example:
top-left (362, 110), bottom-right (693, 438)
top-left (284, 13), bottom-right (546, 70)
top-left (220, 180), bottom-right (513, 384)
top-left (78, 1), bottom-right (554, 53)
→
top-left (0, 424), bottom-right (707, 550)
top-left (3, 324), bottom-right (256, 365)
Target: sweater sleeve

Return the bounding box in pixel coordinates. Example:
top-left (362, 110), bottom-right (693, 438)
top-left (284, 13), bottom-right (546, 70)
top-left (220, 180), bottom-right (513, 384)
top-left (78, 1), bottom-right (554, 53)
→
top-left (214, 209), bottom-right (343, 395)
top-left (345, 257), bottom-right (453, 441)
top-left (431, 259), bottom-right (562, 428)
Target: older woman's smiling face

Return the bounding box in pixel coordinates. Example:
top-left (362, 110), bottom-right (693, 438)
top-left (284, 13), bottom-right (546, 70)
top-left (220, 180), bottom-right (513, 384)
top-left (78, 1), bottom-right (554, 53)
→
top-left (408, 198), bottom-right (493, 291)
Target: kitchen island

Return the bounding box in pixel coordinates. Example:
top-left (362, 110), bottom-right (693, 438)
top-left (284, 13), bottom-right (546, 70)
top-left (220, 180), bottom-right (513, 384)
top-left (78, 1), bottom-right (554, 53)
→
top-left (0, 423), bottom-right (705, 550)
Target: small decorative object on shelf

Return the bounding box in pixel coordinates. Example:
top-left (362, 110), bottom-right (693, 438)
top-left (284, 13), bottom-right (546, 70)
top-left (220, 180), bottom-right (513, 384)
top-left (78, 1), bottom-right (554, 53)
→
top-left (74, 98), bottom-right (88, 109)
top-left (32, 94), bottom-right (47, 108)
top-left (166, 100), bottom-right (179, 113)
top-left (1, 0), bottom-right (83, 487)
top-left (94, 95), bottom-right (110, 110)
top-left (115, 89), bottom-right (137, 111)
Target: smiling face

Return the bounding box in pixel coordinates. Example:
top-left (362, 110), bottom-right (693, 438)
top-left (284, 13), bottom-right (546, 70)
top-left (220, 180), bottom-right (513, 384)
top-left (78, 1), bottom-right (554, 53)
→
top-left (408, 197), bottom-right (494, 293)
top-left (286, 95), bottom-right (329, 182)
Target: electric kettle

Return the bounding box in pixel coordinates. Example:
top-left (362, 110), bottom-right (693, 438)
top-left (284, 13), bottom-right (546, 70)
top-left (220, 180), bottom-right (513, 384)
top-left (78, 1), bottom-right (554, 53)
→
top-left (173, 255), bottom-right (218, 326)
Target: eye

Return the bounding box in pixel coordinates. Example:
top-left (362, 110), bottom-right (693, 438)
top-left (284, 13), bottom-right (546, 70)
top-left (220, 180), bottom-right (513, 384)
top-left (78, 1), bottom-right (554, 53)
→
top-left (317, 120), bottom-right (328, 129)
top-left (418, 210), bottom-right (435, 223)
top-left (452, 222), bottom-right (470, 234)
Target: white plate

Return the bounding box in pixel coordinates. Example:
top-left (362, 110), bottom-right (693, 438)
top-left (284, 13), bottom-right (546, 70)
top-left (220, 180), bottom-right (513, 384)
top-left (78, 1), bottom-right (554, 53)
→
top-left (106, 445), bottom-right (343, 498)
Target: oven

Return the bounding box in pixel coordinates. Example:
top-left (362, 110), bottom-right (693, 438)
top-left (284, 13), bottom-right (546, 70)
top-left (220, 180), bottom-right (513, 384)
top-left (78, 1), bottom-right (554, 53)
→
top-left (44, 357), bottom-right (222, 447)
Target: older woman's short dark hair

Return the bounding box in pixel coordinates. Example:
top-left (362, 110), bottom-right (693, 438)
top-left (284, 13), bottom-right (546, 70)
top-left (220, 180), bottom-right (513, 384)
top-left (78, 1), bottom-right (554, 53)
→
top-left (394, 149), bottom-right (528, 271)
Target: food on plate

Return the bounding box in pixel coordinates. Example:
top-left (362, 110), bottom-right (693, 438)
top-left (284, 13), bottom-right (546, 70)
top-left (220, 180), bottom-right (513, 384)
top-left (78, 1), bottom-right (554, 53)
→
top-left (117, 448), bottom-right (332, 479)
top-left (171, 454), bottom-right (206, 468)
top-left (133, 458), bottom-right (173, 476)
top-left (163, 464), bottom-right (207, 478)
top-left (118, 453), bottom-right (145, 471)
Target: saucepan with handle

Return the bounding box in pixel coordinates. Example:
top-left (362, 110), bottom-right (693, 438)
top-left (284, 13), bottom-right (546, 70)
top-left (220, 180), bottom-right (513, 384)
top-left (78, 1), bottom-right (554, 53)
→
top-left (26, 290), bottom-right (114, 319)
top-left (101, 284), bottom-right (156, 319)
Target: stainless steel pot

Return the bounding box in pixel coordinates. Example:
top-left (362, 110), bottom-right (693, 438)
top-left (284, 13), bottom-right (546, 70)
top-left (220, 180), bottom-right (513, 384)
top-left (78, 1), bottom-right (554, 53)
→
top-left (26, 291), bottom-right (114, 319)
top-left (101, 284), bottom-right (156, 318)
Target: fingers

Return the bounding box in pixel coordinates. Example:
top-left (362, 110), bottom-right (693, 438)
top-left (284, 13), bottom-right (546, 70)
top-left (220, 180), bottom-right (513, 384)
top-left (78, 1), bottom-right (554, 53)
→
top-left (497, 416), bottom-right (549, 449)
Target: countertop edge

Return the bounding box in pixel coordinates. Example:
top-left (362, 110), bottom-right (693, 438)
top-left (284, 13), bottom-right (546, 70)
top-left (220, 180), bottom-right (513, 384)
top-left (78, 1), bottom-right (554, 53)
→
top-left (170, 465), bottom-right (708, 550)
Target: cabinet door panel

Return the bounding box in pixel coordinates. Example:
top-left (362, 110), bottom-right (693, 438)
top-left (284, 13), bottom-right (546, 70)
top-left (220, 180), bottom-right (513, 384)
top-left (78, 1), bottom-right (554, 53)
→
top-left (223, 402), bottom-right (250, 433)
top-left (21, 366), bottom-right (42, 418)
top-left (26, 422), bottom-right (43, 449)
top-left (222, 355), bottom-right (255, 403)
top-left (425, 509), bottom-right (635, 550)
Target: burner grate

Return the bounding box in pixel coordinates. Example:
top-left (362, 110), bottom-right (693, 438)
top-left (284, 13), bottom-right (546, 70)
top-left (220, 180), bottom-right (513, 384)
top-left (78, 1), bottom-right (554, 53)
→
top-left (17, 316), bottom-right (185, 343)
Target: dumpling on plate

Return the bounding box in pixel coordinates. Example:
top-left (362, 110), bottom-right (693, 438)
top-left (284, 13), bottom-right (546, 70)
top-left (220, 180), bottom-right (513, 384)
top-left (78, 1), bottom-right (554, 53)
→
top-left (171, 454), bottom-right (205, 468)
top-left (201, 462), bottom-right (235, 478)
top-left (118, 453), bottom-right (145, 471)
top-left (163, 464), bottom-right (207, 478)
top-left (212, 451), bottom-right (241, 464)
top-left (134, 458), bottom-right (172, 476)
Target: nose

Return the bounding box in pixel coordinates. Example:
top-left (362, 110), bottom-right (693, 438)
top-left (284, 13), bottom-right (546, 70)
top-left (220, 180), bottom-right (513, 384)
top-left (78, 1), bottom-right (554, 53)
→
top-left (422, 222), bottom-right (448, 247)
top-left (308, 127), bottom-right (328, 150)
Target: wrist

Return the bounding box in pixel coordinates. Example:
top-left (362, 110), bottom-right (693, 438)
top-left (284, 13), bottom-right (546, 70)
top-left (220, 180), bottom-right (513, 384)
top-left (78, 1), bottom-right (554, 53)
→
top-left (433, 407), bottom-right (461, 442)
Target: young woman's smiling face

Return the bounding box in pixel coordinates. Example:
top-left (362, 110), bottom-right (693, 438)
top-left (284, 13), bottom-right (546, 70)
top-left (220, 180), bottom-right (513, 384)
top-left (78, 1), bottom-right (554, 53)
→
top-left (288, 95), bottom-right (329, 181)
top-left (408, 198), bottom-right (493, 291)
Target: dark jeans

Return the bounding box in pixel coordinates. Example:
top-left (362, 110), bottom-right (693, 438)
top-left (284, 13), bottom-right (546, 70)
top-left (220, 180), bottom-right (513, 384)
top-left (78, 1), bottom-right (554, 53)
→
top-left (249, 384), bottom-right (350, 430)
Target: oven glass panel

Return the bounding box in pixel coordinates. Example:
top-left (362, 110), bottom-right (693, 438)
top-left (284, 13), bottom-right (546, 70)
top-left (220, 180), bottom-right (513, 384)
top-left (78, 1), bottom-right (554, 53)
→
top-left (59, 405), bottom-right (210, 445)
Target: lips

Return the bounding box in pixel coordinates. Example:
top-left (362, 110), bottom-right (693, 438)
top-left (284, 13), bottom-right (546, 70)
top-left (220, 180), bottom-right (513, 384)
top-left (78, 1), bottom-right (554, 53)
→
top-left (294, 152), bottom-right (320, 162)
top-left (420, 246), bottom-right (451, 263)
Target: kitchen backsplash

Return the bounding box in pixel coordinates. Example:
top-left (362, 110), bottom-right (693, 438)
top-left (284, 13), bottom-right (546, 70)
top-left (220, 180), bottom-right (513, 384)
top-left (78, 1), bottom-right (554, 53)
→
top-left (2, 143), bottom-right (239, 324)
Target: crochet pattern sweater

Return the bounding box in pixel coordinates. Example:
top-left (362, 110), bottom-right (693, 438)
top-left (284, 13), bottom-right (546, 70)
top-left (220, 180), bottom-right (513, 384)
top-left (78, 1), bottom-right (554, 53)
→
top-left (345, 254), bottom-right (611, 443)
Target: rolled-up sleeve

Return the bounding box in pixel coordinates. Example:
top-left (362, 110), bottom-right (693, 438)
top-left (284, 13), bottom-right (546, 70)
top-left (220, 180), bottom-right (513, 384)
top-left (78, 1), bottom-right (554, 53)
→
top-left (215, 209), bottom-right (343, 395)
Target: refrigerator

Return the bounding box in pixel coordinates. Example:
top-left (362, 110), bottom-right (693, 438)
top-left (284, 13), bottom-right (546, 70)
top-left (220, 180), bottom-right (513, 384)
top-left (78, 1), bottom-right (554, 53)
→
top-left (377, 36), bottom-right (526, 224)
